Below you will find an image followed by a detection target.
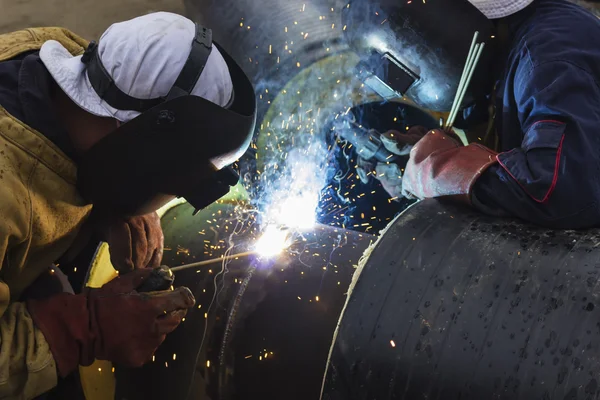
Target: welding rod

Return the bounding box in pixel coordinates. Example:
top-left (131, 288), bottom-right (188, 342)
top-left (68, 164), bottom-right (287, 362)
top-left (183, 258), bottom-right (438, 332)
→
top-left (446, 43), bottom-right (485, 130)
top-left (445, 31), bottom-right (482, 130)
top-left (446, 32), bottom-right (479, 128)
top-left (171, 251), bottom-right (256, 272)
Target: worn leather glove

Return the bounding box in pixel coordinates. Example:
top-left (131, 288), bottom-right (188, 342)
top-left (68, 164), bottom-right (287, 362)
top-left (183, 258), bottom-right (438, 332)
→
top-left (356, 126), bottom-right (429, 199)
top-left (102, 212), bottom-right (164, 273)
top-left (402, 129), bottom-right (498, 202)
top-left (27, 266), bottom-right (195, 377)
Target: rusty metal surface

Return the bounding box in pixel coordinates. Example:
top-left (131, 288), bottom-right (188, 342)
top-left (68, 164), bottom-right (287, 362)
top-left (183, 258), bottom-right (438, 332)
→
top-left (114, 202), bottom-right (374, 400)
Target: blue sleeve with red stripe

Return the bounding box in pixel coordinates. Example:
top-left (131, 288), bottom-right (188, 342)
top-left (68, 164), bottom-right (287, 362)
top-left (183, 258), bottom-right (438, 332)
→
top-left (472, 61), bottom-right (600, 229)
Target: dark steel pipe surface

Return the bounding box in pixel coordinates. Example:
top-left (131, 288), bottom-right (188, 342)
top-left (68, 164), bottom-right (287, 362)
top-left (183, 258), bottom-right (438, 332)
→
top-left (323, 199), bottom-right (600, 400)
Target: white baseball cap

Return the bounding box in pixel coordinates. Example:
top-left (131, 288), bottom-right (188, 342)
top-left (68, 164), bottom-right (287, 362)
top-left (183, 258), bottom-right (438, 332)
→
top-left (468, 0), bottom-right (534, 18)
top-left (40, 12), bottom-right (233, 122)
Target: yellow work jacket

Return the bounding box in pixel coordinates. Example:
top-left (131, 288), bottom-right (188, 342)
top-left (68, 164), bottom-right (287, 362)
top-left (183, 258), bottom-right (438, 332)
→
top-left (0, 27), bottom-right (92, 399)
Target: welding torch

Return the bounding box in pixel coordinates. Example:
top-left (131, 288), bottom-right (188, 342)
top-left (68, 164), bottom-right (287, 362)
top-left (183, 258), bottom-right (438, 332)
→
top-left (137, 225), bottom-right (290, 291)
top-left (335, 117), bottom-right (399, 163)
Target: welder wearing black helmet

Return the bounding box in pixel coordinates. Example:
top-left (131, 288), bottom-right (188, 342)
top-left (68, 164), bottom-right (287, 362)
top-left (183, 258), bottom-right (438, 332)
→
top-left (0, 12), bottom-right (255, 398)
top-left (349, 0), bottom-right (600, 229)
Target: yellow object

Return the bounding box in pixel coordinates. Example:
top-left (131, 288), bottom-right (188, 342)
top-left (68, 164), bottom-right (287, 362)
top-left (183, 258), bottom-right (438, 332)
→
top-left (0, 27), bottom-right (92, 399)
top-left (84, 243), bottom-right (119, 289)
top-left (79, 243), bottom-right (117, 400)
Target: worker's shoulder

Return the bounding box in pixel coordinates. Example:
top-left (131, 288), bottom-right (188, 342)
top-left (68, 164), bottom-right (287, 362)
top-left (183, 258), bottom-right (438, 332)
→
top-left (0, 108), bottom-right (40, 184)
top-left (0, 109), bottom-right (35, 237)
top-left (514, 0), bottom-right (600, 76)
top-left (0, 28), bottom-right (88, 62)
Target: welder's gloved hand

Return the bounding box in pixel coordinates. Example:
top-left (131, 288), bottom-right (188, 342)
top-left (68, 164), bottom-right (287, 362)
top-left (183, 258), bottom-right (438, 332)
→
top-left (402, 129), bottom-right (498, 202)
top-left (103, 212), bottom-right (164, 273)
top-left (356, 126), bottom-right (429, 200)
top-left (27, 266), bottom-right (195, 378)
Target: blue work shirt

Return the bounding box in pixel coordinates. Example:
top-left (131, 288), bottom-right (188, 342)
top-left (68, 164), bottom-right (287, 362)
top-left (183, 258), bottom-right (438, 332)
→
top-left (471, 0), bottom-right (600, 229)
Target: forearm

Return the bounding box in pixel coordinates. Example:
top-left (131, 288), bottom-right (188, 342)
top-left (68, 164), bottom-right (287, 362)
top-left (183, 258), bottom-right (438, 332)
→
top-left (472, 165), bottom-right (600, 229)
top-left (475, 59), bottom-right (600, 229)
top-left (0, 301), bottom-right (57, 400)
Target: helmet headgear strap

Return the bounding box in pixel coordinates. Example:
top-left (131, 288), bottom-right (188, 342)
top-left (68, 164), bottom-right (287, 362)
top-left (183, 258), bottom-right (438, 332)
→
top-left (81, 23), bottom-right (213, 112)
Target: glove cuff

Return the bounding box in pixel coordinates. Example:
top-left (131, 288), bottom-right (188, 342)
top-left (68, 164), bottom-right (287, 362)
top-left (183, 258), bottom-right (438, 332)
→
top-left (451, 143), bottom-right (498, 203)
top-left (27, 293), bottom-right (92, 377)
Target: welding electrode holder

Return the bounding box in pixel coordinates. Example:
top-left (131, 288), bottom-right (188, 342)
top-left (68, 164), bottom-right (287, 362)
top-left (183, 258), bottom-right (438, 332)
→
top-left (137, 266), bottom-right (175, 292)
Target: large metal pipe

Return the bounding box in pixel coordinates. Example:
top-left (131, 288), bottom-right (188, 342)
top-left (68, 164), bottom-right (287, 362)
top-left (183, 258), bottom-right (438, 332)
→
top-left (323, 199), bottom-right (600, 400)
top-left (114, 201), bottom-right (374, 400)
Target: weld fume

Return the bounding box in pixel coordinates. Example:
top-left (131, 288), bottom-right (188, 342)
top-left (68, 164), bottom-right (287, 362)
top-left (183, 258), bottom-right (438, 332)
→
top-left (226, 1), bottom-right (383, 231)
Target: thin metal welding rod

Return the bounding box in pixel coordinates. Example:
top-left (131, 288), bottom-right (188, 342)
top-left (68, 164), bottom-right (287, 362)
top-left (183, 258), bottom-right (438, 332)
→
top-left (446, 42), bottom-right (485, 130)
top-left (445, 32), bottom-right (478, 129)
top-left (171, 251), bottom-right (256, 272)
top-left (447, 43), bottom-right (482, 129)
top-left (445, 31), bottom-right (479, 130)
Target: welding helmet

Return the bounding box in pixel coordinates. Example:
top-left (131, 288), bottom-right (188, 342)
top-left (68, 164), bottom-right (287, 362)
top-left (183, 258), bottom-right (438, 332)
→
top-left (343, 0), bottom-right (495, 112)
top-left (70, 19), bottom-right (256, 216)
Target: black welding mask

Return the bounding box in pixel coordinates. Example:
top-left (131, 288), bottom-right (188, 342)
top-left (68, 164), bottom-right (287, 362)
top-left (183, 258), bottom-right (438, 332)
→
top-left (343, 0), bottom-right (495, 112)
top-left (76, 24), bottom-right (256, 216)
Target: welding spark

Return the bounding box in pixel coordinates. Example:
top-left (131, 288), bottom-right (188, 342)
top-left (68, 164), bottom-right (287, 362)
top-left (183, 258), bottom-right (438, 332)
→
top-left (268, 190), bottom-right (320, 230)
top-left (259, 143), bottom-right (328, 233)
top-left (254, 225), bottom-right (291, 257)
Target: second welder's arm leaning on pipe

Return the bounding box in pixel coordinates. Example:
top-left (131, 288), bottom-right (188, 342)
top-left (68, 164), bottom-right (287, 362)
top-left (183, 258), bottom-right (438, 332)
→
top-left (402, 61), bottom-right (600, 229)
top-left (470, 61), bottom-right (600, 229)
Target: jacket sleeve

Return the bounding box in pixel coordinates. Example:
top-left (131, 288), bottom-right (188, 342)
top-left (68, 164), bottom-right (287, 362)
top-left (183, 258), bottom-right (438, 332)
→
top-left (472, 60), bottom-right (600, 229)
top-left (0, 301), bottom-right (58, 399)
top-left (0, 190), bottom-right (58, 398)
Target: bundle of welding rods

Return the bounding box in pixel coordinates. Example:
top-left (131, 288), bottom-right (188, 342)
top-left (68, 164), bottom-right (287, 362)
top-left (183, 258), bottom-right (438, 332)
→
top-left (444, 31), bottom-right (486, 130)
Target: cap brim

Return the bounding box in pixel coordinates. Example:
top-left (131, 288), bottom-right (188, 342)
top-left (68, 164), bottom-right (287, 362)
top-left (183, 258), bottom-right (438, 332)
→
top-left (40, 40), bottom-right (114, 118)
